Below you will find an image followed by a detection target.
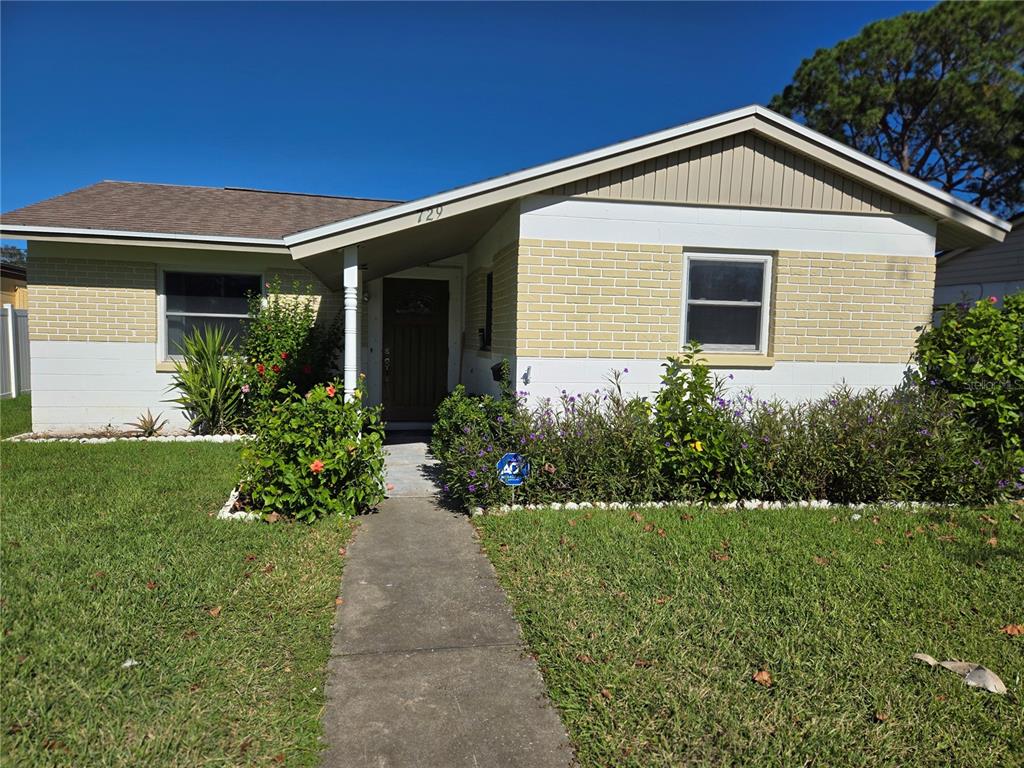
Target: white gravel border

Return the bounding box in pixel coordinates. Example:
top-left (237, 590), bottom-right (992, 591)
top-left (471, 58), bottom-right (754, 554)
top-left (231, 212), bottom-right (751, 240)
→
top-left (6, 433), bottom-right (249, 444)
top-left (472, 498), bottom-right (938, 516)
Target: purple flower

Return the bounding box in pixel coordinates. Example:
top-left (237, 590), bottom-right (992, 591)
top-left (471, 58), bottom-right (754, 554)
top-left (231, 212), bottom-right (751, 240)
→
top-left (728, 374), bottom-right (734, 380)
top-left (734, 410), bottom-right (742, 418)
top-left (568, 396), bottom-right (576, 403)
top-left (997, 479), bottom-right (1008, 489)
top-left (664, 441), bottom-right (671, 448)
top-left (496, 416), bottom-right (504, 424)
top-left (459, 446), bottom-right (466, 453)
top-left (468, 484), bottom-right (477, 493)
top-left (623, 368), bottom-right (629, 374)
top-left (463, 426), bottom-right (471, 434)
top-left (468, 469), bottom-right (477, 478)
top-left (918, 428), bottom-right (930, 437)
top-left (762, 435), bottom-right (771, 443)
top-left (487, 445), bottom-right (494, 453)
top-left (741, 441), bottom-right (749, 449)
top-left (443, 484), bottom-right (450, 492)
top-left (520, 437), bottom-right (527, 445)
top-left (866, 416), bottom-right (874, 424)
top-left (478, 450), bottom-right (485, 457)
top-left (972, 459), bottom-right (982, 466)
top-left (1018, 467), bottom-right (1024, 474)
top-left (529, 433), bottom-right (537, 440)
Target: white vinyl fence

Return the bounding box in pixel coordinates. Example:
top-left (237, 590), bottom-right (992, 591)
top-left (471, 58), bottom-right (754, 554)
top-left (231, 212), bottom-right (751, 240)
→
top-left (1, 305), bottom-right (30, 398)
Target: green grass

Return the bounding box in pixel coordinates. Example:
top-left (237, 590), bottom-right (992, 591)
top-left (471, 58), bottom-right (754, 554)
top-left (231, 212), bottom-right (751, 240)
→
top-left (1, 442), bottom-right (352, 766)
top-left (0, 393), bottom-right (31, 437)
top-left (474, 504), bottom-right (1024, 767)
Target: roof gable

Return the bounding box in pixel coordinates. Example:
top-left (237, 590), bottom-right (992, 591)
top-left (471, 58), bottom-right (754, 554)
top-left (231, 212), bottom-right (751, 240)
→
top-left (546, 131), bottom-right (915, 215)
top-left (286, 106), bottom-right (1008, 259)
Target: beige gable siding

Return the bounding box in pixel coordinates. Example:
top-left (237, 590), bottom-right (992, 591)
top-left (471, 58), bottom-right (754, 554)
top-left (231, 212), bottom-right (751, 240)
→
top-left (516, 239), bottom-right (933, 364)
top-left (547, 132), bottom-right (914, 215)
top-left (491, 242), bottom-right (518, 357)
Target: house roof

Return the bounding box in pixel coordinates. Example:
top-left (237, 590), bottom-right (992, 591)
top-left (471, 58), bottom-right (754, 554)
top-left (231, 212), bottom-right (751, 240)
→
top-left (0, 106), bottom-right (1011, 263)
top-left (286, 105), bottom-right (1010, 260)
top-left (0, 181), bottom-right (399, 244)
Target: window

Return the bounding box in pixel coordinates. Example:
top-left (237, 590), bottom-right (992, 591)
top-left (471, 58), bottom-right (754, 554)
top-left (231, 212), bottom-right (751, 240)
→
top-left (482, 272), bottom-right (494, 350)
top-left (682, 254), bottom-right (771, 352)
top-left (161, 270), bottom-right (261, 358)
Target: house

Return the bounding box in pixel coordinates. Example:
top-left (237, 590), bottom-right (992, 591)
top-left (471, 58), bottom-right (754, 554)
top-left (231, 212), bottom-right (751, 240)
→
top-left (1, 262), bottom-right (28, 309)
top-left (935, 213), bottom-right (1023, 312)
top-left (0, 105), bottom-right (1010, 433)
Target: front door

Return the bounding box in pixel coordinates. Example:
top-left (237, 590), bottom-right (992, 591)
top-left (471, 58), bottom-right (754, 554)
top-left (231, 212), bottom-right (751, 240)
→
top-left (382, 278), bottom-right (449, 421)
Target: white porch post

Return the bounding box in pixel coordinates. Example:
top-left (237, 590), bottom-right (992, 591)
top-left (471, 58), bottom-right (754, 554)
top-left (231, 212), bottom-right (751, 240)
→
top-left (342, 245), bottom-right (359, 400)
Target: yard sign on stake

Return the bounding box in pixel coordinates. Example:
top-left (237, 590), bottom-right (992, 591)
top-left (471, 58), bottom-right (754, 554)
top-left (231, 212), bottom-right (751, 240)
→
top-left (496, 452), bottom-right (529, 504)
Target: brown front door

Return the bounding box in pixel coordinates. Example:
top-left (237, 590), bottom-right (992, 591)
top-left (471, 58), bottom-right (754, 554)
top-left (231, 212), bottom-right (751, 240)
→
top-left (382, 278), bottom-right (449, 421)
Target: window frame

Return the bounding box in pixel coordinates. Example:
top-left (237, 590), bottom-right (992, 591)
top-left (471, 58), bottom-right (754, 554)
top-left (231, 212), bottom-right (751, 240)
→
top-left (157, 266), bottom-right (264, 362)
top-left (680, 251), bottom-right (773, 354)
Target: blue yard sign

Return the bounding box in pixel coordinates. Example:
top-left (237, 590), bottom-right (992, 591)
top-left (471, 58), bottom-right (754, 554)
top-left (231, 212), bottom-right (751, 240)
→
top-left (496, 452), bottom-right (530, 487)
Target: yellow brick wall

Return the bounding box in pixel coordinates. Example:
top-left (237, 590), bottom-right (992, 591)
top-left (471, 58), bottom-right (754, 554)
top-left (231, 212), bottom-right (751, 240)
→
top-left (465, 268), bottom-right (487, 352)
top-left (516, 240), bottom-right (932, 364)
top-left (516, 239), bottom-right (683, 359)
top-left (29, 256), bottom-right (157, 342)
top-left (772, 251), bottom-right (934, 363)
top-left (28, 255), bottom-right (339, 344)
top-left (491, 243), bottom-right (518, 357)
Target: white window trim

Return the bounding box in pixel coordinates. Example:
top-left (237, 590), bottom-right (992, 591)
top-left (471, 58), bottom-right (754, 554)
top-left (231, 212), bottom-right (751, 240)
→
top-left (157, 266), bottom-right (265, 362)
top-left (680, 251), bottom-right (773, 355)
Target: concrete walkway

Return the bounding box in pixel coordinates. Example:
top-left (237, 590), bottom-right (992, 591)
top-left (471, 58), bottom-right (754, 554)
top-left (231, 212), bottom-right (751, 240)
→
top-left (321, 435), bottom-right (573, 768)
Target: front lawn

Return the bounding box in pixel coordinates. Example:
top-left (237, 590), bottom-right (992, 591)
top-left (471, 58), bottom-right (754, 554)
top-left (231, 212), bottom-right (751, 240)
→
top-left (0, 393), bottom-right (31, 437)
top-left (475, 505), bottom-right (1024, 767)
top-left (0, 442), bottom-right (352, 766)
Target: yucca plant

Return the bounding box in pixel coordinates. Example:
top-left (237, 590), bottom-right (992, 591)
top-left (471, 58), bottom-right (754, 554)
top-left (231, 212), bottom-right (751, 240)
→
top-left (127, 409), bottom-right (168, 437)
top-left (168, 325), bottom-right (245, 434)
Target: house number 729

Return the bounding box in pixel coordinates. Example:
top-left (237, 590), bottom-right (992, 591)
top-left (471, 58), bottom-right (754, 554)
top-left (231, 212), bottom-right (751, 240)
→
top-left (417, 206), bottom-right (444, 223)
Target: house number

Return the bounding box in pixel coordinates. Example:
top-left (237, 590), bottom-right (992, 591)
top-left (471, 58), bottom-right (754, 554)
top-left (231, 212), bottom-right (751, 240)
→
top-left (417, 206), bottom-right (444, 223)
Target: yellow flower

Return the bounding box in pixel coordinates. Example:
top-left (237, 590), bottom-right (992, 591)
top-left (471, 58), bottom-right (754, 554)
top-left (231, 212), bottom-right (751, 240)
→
top-left (691, 440), bottom-right (704, 452)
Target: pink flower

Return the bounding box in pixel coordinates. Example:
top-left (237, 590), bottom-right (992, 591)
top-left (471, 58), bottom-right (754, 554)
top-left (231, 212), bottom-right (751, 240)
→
top-left (989, 296), bottom-right (998, 304)
top-left (271, 364), bottom-right (281, 374)
top-left (309, 459), bottom-right (325, 474)
top-left (280, 352), bottom-right (289, 360)
top-left (326, 385), bottom-right (336, 397)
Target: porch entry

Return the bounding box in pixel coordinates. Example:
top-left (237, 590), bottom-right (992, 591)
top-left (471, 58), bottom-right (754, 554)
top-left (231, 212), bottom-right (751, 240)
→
top-left (382, 277), bottom-right (450, 421)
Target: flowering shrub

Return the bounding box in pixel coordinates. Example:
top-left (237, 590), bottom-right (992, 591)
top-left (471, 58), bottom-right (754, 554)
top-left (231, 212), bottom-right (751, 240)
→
top-left (433, 353), bottom-right (1020, 509)
top-left (239, 380), bottom-right (386, 521)
top-left (916, 292), bottom-right (1023, 457)
top-left (432, 371), bottom-right (661, 509)
top-left (654, 345), bottom-right (751, 500)
top-left (240, 276), bottom-right (341, 422)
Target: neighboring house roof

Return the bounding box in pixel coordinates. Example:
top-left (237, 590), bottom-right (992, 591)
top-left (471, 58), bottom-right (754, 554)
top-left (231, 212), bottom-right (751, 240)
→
top-left (0, 106), bottom-right (1011, 261)
top-left (0, 181), bottom-right (399, 243)
top-left (0, 262), bottom-right (27, 282)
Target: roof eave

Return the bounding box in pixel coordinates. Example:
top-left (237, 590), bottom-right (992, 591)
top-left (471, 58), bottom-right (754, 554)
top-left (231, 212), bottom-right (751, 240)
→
top-left (0, 224), bottom-right (289, 251)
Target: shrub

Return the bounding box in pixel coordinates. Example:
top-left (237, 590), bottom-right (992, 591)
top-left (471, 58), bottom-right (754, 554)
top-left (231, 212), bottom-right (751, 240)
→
top-left (916, 292), bottom-right (1023, 456)
top-left (240, 277), bottom-right (341, 420)
top-left (239, 380), bottom-right (386, 521)
top-left (432, 371), bottom-right (661, 509)
top-left (168, 325), bottom-right (246, 434)
top-left (654, 345), bottom-right (751, 500)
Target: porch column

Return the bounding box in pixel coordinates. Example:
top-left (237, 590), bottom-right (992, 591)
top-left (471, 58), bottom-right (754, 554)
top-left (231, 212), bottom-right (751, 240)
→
top-left (342, 245), bottom-right (359, 400)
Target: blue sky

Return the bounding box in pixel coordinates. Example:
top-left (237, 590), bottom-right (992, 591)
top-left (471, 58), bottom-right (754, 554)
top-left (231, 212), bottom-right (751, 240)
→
top-left (1, 1), bottom-right (935, 215)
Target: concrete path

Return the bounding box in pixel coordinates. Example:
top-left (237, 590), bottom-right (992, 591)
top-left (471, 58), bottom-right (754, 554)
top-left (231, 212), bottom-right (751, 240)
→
top-left (321, 435), bottom-right (574, 768)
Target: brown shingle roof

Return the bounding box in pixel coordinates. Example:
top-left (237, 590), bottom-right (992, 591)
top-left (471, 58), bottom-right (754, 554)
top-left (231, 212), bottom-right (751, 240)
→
top-left (0, 181), bottom-right (400, 240)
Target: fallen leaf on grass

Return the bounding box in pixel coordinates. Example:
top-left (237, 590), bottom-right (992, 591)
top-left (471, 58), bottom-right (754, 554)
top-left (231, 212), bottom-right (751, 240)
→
top-left (710, 551), bottom-right (731, 562)
top-left (633, 659), bottom-right (654, 668)
top-left (752, 669), bottom-right (773, 687)
top-left (657, 528), bottom-right (666, 537)
top-left (93, 571), bottom-right (106, 579)
top-left (980, 514), bottom-right (998, 525)
top-left (872, 538), bottom-right (884, 545)
top-left (998, 624), bottom-right (1024, 636)
top-left (262, 563), bottom-right (275, 574)
top-left (273, 755), bottom-right (285, 765)
top-left (576, 653), bottom-right (594, 664)
top-left (681, 513), bottom-right (694, 521)
top-left (655, 596), bottom-right (670, 605)
top-left (265, 512), bottom-right (281, 524)
top-left (244, 554), bottom-right (257, 563)
top-left (182, 629), bottom-right (198, 640)
top-left (600, 688), bottom-right (613, 700)
top-left (813, 556), bottom-right (829, 566)
top-left (146, 580), bottom-right (157, 590)
top-left (986, 536), bottom-right (999, 548)
top-left (208, 606), bottom-right (222, 618)
top-left (643, 523), bottom-right (655, 532)
top-left (630, 511), bottom-right (644, 523)
top-left (338, 547), bottom-right (347, 557)
top-left (568, 518), bottom-right (577, 527)
top-left (335, 597), bottom-right (344, 606)
top-left (912, 653), bottom-right (1008, 694)
top-left (873, 712), bottom-right (889, 723)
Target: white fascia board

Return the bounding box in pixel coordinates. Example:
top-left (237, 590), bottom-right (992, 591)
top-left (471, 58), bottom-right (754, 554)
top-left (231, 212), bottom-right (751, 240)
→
top-left (0, 224), bottom-right (285, 247)
top-left (284, 104), bottom-right (1008, 250)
